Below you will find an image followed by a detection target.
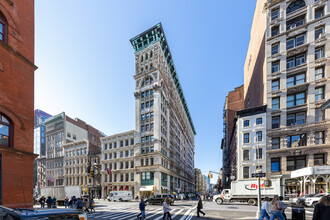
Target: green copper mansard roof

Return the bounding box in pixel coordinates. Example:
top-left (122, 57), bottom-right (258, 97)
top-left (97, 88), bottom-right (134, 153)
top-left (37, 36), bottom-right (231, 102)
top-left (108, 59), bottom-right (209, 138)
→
top-left (130, 23), bottom-right (196, 135)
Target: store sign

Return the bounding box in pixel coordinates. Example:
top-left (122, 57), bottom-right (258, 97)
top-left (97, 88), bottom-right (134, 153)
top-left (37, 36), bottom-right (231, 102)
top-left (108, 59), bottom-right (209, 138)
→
top-left (291, 166), bottom-right (330, 178)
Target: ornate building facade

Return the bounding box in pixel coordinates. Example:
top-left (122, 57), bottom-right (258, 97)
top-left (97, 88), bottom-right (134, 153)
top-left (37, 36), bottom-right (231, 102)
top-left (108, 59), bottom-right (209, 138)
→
top-left (130, 23), bottom-right (196, 197)
top-left (265, 0), bottom-right (330, 195)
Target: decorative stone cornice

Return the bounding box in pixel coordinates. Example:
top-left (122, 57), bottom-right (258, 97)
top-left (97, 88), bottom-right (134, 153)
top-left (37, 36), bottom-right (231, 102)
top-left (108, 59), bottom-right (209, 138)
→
top-left (312, 0), bottom-right (328, 8)
top-left (315, 78), bottom-right (327, 87)
top-left (264, 0), bottom-right (282, 10)
top-left (286, 83), bottom-right (309, 95)
top-left (134, 91), bottom-right (140, 98)
top-left (315, 57), bottom-right (327, 66)
top-left (286, 44), bottom-right (309, 57)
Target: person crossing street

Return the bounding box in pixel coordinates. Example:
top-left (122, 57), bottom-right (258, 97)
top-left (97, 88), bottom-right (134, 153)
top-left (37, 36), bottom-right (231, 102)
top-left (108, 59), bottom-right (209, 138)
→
top-left (197, 195), bottom-right (206, 217)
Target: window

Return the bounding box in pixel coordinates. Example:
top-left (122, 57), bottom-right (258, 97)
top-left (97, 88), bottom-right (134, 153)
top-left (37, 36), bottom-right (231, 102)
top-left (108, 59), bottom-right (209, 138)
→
top-left (256, 118), bottom-right (262, 125)
top-left (272, 116), bottom-right (280, 129)
top-left (67, 132), bottom-right (71, 138)
top-left (315, 26), bottom-right (324, 40)
top-left (140, 55), bottom-right (143, 62)
top-left (287, 1), bottom-right (306, 14)
top-left (243, 120), bottom-right (250, 127)
top-left (287, 34), bottom-right (305, 50)
top-left (287, 112), bottom-right (306, 126)
top-left (141, 103), bottom-right (145, 109)
top-left (287, 92), bottom-right (305, 107)
top-left (104, 143), bottom-right (107, 150)
top-left (286, 15), bottom-right (305, 30)
top-left (315, 108), bottom-right (325, 122)
top-left (287, 134), bottom-right (306, 148)
top-left (272, 61), bottom-right (280, 73)
top-left (315, 66), bottom-right (325, 80)
top-left (315, 131), bottom-right (325, 145)
top-left (287, 156), bottom-right (306, 171)
top-left (120, 151), bottom-right (123, 158)
top-left (271, 26), bottom-right (279, 37)
top-left (244, 133), bottom-right (250, 144)
top-left (315, 87), bottom-right (325, 101)
top-left (0, 114), bottom-right (11, 147)
top-left (287, 73), bottom-right (305, 87)
top-left (150, 51), bottom-right (153, 58)
top-left (131, 138), bottom-right (134, 145)
top-left (287, 54), bottom-right (306, 69)
top-left (271, 158), bottom-right (281, 172)
top-left (272, 138), bottom-right (280, 149)
top-left (272, 97), bottom-right (280, 110)
top-left (271, 8), bottom-right (279, 21)
top-left (73, 135), bottom-right (76, 140)
top-left (315, 7), bottom-right (324, 19)
top-left (272, 80), bottom-right (280, 91)
top-left (256, 148), bottom-right (263, 159)
top-left (314, 154), bottom-right (326, 165)
top-left (125, 140), bottom-right (129, 146)
top-left (0, 12), bottom-right (7, 42)
top-left (272, 43), bottom-right (279, 55)
top-left (243, 150), bottom-right (249, 161)
top-left (243, 167), bottom-right (249, 179)
top-left (256, 131), bottom-right (262, 142)
top-left (125, 150), bottom-right (129, 157)
top-left (315, 47), bottom-right (324, 60)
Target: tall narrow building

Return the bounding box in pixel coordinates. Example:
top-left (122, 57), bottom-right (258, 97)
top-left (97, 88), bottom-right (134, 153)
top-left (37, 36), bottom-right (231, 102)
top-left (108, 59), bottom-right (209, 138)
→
top-left (265, 0), bottom-right (330, 194)
top-left (130, 23), bottom-right (196, 197)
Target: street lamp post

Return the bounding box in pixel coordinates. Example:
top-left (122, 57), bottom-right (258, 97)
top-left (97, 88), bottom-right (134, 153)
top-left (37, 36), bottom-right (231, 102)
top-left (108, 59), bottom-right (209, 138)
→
top-left (86, 153), bottom-right (101, 198)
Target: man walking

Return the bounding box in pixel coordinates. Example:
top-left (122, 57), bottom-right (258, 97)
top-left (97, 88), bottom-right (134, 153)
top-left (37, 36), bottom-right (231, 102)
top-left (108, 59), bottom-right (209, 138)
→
top-left (197, 195), bottom-right (206, 217)
top-left (39, 196), bottom-right (45, 208)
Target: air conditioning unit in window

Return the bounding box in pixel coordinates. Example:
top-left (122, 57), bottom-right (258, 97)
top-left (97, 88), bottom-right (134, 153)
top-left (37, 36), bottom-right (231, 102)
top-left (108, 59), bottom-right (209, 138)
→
top-left (289, 24), bottom-right (296, 30)
top-left (319, 33), bottom-right (326, 38)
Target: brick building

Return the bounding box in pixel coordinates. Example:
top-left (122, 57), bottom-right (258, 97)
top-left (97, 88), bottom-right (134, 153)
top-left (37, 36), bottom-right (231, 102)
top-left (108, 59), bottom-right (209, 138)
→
top-left (0, 0), bottom-right (37, 208)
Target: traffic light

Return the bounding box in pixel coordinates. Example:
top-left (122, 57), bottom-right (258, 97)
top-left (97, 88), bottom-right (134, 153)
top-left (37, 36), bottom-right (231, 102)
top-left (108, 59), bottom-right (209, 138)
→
top-left (208, 174), bottom-right (210, 178)
top-left (211, 174), bottom-right (213, 178)
top-left (89, 170), bottom-right (94, 179)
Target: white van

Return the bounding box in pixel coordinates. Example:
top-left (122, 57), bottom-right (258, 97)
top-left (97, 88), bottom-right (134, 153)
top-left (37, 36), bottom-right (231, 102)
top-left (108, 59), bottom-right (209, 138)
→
top-left (107, 191), bottom-right (133, 202)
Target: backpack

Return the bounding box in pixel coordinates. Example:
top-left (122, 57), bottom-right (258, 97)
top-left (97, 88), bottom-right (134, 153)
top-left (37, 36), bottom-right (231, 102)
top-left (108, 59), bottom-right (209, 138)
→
top-left (91, 202), bottom-right (95, 207)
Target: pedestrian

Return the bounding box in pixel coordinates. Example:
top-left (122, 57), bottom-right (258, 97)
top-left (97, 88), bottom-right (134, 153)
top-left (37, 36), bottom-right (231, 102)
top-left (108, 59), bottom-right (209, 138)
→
top-left (52, 196), bottom-right (57, 208)
top-left (39, 196), bottom-right (45, 208)
top-left (269, 195), bottom-right (285, 220)
top-left (163, 197), bottom-right (172, 220)
top-left (76, 198), bottom-right (84, 211)
top-left (279, 196), bottom-right (287, 220)
top-left (84, 198), bottom-right (90, 213)
top-left (258, 197), bottom-right (270, 220)
top-left (72, 196), bottom-right (78, 209)
top-left (89, 198), bottom-right (95, 212)
top-left (64, 197), bottom-right (69, 209)
top-left (197, 195), bottom-right (206, 217)
top-left (312, 195), bottom-right (330, 220)
top-left (137, 198), bottom-right (146, 220)
top-left (46, 196), bottom-right (52, 208)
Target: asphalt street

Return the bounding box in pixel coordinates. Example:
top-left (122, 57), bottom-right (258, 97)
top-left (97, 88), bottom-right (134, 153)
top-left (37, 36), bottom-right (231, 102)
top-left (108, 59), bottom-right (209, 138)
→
top-left (85, 199), bottom-right (315, 220)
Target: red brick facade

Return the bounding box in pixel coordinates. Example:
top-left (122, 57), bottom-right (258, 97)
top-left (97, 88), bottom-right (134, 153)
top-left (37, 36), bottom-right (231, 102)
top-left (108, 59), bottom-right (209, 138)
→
top-left (0, 0), bottom-right (37, 208)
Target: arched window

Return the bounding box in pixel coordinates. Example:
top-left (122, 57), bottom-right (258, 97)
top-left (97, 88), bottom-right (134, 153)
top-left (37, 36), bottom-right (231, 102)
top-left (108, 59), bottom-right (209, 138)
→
top-left (140, 55), bottom-right (143, 62)
top-left (0, 113), bottom-right (12, 147)
top-left (287, 0), bottom-right (306, 14)
top-left (145, 53), bottom-right (148, 60)
top-left (150, 51), bottom-right (153, 58)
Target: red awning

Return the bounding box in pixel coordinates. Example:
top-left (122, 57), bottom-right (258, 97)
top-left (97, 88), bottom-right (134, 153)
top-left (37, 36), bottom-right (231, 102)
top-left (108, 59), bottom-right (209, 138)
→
top-left (113, 186), bottom-right (117, 191)
top-left (124, 186), bottom-right (129, 191)
top-left (119, 186), bottom-right (123, 191)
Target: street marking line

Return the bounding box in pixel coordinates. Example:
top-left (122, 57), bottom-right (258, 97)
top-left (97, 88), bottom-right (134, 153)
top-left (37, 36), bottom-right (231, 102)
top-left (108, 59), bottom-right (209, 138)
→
top-left (143, 209), bottom-right (164, 219)
top-left (186, 209), bottom-right (196, 220)
top-left (111, 211), bottom-right (141, 220)
top-left (171, 209), bottom-right (184, 218)
top-left (153, 209), bottom-right (177, 220)
top-left (179, 209), bottom-right (192, 220)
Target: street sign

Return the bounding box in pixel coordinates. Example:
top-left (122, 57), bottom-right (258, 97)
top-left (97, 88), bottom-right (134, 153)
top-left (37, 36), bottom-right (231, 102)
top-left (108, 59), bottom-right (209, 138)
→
top-left (252, 173), bottom-right (266, 178)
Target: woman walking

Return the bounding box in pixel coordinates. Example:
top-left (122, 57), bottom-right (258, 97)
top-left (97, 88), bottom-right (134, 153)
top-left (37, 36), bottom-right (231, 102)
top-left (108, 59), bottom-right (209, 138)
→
top-left (270, 195), bottom-right (285, 220)
top-left (313, 195), bottom-right (330, 220)
top-left (258, 197), bottom-right (270, 220)
top-left (163, 198), bottom-right (172, 220)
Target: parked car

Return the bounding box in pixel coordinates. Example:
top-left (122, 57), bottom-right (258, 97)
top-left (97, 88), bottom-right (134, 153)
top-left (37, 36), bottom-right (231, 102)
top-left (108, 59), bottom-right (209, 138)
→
top-left (145, 194), bottom-right (174, 205)
top-left (107, 191), bottom-right (133, 202)
top-left (290, 194), bottom-right (316, 205)
top-left (0, 205), bottom-right (87, 220)
top-left (305, 193), bottom-right (329, 207)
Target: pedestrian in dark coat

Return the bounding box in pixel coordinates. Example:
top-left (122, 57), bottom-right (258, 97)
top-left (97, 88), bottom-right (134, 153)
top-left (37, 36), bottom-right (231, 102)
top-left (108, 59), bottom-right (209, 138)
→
top-left (39, 196), bottom-right (45, 208)
top-left (197, 195), bottom-right (205, 217)
top-left (46, 196), bottom-right (52, 208)
top-left (313, 196), bottom-right (330, 220)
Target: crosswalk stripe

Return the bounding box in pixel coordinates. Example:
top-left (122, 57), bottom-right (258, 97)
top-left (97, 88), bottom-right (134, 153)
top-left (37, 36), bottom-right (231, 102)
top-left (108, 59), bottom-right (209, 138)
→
top-left (186, 209), bottom-right (196, 220)
top-left (100, 211), bottom-right (132, 219)
top-left (172, 209), bottom-right (184, 218)
top-left (111, 212), bottom-right (140, 220)
top-left (153, 209), bottom-right (177, 220)
top-left (179, 209), bottom-right (192, 220)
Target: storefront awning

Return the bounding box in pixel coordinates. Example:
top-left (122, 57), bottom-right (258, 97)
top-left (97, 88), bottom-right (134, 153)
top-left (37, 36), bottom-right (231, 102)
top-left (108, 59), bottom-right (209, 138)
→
top-left (124, 186), bottom-right (129, 191)
top-left (140, 185), bottom-right (154, 191)
top-left (291, 166), bottom-right (330, 178)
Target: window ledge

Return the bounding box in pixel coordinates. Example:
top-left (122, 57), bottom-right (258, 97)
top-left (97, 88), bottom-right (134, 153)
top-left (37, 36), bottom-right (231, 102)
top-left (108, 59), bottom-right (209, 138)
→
top-left (286, 63), bottom-right (307, 75)
top-left (315, 57), bottom-right (327, 66)
top-left (315, 34), bottom-right (327, 44)
top-left (286, 103), bottom-right (307, 110)
top-left (286, 82), bottom-right (309, 95)
top-left (271, 90), bottom-right (281, 96)
top-left (315, 77), bottom-right (327, 86)
top-left (286, 44), bottom-right (309, 57)
top-left (270, 17), bottom-right (283, 26)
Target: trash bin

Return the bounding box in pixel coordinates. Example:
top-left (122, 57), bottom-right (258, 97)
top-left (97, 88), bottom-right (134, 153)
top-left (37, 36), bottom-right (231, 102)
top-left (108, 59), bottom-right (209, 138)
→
top-left (291, 205), bottom-right (305, 220)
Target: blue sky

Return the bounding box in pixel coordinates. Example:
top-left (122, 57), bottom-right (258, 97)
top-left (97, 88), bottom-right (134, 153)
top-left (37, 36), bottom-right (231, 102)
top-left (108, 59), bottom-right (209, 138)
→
top-left (35, 0), bottom-right (256, 183)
